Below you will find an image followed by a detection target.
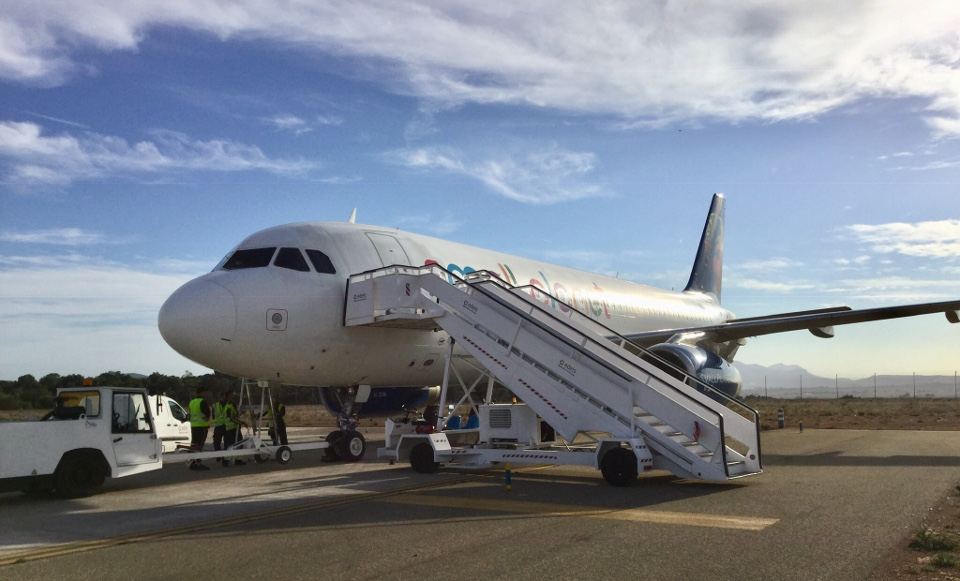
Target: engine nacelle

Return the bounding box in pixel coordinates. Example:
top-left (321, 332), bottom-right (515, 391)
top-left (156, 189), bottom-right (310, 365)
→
top-left (643, 343), bottom-right (742, 399)
top-left (319, 386), bottom-right (441, 418)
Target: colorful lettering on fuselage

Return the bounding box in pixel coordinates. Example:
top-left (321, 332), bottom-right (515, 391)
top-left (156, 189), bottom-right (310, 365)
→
top-left (425, 259), bottom-right (611, 320)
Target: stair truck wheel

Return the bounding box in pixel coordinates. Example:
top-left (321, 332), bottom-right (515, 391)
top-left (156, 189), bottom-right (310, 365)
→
top-left (55, 451), bottom-right (107, 498)
top-left (409, 442), bottom-right (439, 474)
top-left (601, 447), bottom-right (638, 487)
top-left (275, 446), bottom-right (292, 465)
top-left (340, 431), bottom-right (366, 462)
top-left (324, 431), bottom-right (343, 461)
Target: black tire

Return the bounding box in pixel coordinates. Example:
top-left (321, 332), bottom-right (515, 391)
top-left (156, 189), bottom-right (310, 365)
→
top-left (275, 446), bottom-right (292, 465)
top-left (409, 442), bottom-right (439, 474)
top-left (324, 431), bottom-right (342, 461)
top-left (600, 447), bottom-right (638, 487)
top-left (253, 453), bottom-right (269, 464)
top-left (340, 431), bottom-right (365, 462)
top-left (55, 452), bottom-right (106, 498)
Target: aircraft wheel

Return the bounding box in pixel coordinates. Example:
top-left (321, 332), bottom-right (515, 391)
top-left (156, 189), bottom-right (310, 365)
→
top-left (324, 431), bottom-right (342, 461)
top-left (55, 452), bottom-right (106, 498)
top-left (340, 431), bottom-right (365, 462)
top-left (275, 446), bottom-right (292, 465)
top-left (409, 442), bottom-right (439, 474)
top-left (600, 447), bottom-right (638, 487)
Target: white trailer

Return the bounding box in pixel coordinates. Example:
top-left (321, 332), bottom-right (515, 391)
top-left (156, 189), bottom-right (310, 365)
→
top-left (0, 386), bottom-right (328, 497)
top-left (380, 403), bottom-right (654, 485)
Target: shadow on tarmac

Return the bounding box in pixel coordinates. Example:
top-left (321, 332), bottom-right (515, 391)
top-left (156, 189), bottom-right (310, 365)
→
top-left (764, 452), bottom-right (960, 467)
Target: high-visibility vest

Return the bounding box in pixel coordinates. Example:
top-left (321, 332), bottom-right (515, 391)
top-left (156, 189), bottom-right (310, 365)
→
top-left (224, 402), bottom-right (239, 430)
top-left (269, 403), bottom-right (285, 427)
top-left (189, 398), bottom-right (210, 427)
top-left (213, 401), bottom-right (227, 427)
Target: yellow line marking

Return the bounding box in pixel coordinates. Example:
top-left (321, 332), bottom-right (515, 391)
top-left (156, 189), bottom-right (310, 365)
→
top-left (382, 494), bottom-right (778, 531)
top-left (0, 475), bottom-right (480, 567)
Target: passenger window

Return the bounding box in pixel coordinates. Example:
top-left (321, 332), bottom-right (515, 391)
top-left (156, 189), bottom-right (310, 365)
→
top-left (112, 392), bottom-right (153, 434)
top-left (59, 390), bottom-right (101, 417)
top-left (306, 249), bottom-right (337, 274)
top-left (274, 247), bottom-right (310, 272)
top-left (221, 247), bottom-right (276, 270)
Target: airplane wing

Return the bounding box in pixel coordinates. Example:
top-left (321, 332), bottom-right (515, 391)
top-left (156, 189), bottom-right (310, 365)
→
top-left (624, 299), bottom-right (960, 347)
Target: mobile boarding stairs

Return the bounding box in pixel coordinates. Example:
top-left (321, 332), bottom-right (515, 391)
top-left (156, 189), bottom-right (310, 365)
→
top-left (344, 265), bottom-right (761, 486)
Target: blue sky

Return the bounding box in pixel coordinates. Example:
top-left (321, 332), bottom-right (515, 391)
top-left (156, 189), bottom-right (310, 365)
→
top-left (1, 1), bottom-right (959, 381)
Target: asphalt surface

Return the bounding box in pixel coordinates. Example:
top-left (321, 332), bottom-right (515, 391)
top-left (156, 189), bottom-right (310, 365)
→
top-left (3, 428), bottom-right (960, 581)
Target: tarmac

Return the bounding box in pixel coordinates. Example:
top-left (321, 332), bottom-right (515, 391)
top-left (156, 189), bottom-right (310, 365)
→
top-left (2, 427), bottom-right (960, 581)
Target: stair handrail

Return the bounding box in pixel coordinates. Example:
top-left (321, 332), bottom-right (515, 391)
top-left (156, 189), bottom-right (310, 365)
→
top-left (348, 264), bottom-right (761, 476)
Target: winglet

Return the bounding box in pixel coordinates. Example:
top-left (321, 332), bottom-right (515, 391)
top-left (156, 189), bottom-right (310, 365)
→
top-left (348, 208), bottom-right (357, 224)
top-left (684, 194), bottom-right (725, 301)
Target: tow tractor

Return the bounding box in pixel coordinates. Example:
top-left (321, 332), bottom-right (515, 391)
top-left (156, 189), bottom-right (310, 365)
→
top-left (0, 386), bottom-right (328, 497)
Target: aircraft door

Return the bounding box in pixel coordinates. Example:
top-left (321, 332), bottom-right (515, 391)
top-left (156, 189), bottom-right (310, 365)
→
top-left (111, 391), bottom-right (161, 466)
top-left (366, 232), bottom-right (412, 267)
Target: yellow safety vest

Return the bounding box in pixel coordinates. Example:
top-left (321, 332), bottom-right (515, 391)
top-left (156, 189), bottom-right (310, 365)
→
top-left (213, 401), bottom-right (227, 427)
top-left (189, 398), bottom-right (210, 427)
top-left (224, 402), bottom-right (239, 431)
top-left (268, 403), bottom-right (285, 427)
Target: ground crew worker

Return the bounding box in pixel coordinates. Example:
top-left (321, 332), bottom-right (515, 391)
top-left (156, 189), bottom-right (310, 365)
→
top-left (188, 387), bottom-right (213, 471)
top-left (212, 391), bottom-right (228, 459)
top-left (269, 396), bottom-right (288, 446)
top-left (222, 390), bottom-right (246, 467)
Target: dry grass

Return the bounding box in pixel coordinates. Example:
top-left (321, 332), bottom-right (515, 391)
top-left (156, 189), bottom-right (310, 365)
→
top-left (745, 397), bottom-right (960, 431)
top-left (6, 397), bottom-right (960, 431)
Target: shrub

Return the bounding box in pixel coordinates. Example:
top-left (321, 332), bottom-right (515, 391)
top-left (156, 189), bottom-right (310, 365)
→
top-left (910, 529), bottom-right (958, 552)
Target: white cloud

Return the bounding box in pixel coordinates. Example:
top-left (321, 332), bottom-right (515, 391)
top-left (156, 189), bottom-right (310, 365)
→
top-left (264, 114), bottom-right (313, 135)
top-left (392, 146), bottom-right (606, 204)
top-left (0, 252), bottom-right (210, 379)
top-left (263, 114), bottom-right (345, 135)
top-left (841, 220), bottom-right (960, 258)
top-left (737, 258), bottom-right (803, 270)
top-left (727, 277), bottom-right (817, 293)
top-left (2, 1), bottom-right (960, 134)
top-left (0, 121), bottom-right (316, 187)
top-left (0, 228), bottom-right (110, 245)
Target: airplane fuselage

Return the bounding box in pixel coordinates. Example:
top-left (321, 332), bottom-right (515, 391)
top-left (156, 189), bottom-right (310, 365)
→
top-left (159, 222), bottom-right (735, 388)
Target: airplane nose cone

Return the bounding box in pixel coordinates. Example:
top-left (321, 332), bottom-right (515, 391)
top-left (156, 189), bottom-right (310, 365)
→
top-left (158, 278), bottom-right (237, 365)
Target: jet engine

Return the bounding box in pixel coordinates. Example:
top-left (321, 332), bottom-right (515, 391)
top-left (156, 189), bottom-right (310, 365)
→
top-left (319, 386), bottom-right (441, 418)
top-left (642, 343), bottom-right (742, 399)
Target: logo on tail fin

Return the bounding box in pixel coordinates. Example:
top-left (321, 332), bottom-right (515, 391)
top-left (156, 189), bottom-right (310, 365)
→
top-left (684, 194), bottom-right (725, 301)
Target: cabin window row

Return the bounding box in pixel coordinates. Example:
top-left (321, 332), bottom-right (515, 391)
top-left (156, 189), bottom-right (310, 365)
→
top-left (219, 247), bottom-right (336, 274)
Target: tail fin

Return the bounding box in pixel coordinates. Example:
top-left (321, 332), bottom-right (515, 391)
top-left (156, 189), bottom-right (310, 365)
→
top-left (683, 194), bottom-right (725, 301)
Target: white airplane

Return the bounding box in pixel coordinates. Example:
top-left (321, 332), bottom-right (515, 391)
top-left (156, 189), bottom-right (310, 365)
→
top-left (158, 195), bottom-right (960, 459)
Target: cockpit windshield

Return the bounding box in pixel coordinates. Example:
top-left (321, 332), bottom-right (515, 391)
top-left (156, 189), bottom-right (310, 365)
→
top-left (221, 247), bottom-right (277, 270)
top-left (215, 246), bottom-right (337, 274)
top-left (306, 249), bottom-right (337, 274)
top-left (274, 248), bottom-right (310, 272)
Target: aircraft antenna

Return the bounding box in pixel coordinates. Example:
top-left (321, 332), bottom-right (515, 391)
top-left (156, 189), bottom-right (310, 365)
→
top-left (348, 208), bottom-right (357, 223)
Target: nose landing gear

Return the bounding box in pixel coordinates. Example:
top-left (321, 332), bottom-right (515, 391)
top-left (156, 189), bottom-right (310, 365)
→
top-left (323, 385), bottom-right (370, 462)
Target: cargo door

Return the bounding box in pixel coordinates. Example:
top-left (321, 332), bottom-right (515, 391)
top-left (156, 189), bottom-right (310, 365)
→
top-left (111, 391), bottom-right (161, 466)
top-left (366, 232), bottom-right (411, 267)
